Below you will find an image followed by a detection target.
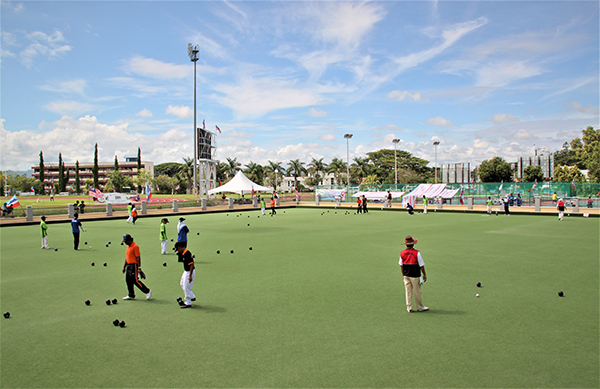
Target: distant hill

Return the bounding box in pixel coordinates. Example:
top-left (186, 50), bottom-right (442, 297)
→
top-left (5, 170), bottom-right (34, 177)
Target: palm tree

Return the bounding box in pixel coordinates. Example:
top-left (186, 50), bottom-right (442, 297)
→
top-left (265, 161), bottom-right (284, 189)
top-left (309, 158), bottom-right (327, 184)
top-left (244, 161), bottom-right (265, 185)
top-left (180, 157), bottom-right (194, 194)
top-left (226, 157), bottom-right (241, 179)
top-left (351, 157), bottom-right (371, 184)
top-left (327, 158), bottom-right (347, 186)
top-left (287, 159), bottom-right (306, 189)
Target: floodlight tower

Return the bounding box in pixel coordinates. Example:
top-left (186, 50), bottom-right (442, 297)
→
top-left (433, 140), bottom-right (440, 184)
top-left (187, 43), bottom-right (200, 195)
top-left (344, 134), bottom-right (353, 201)
top-left (392, 138), bottom-right (400, 185)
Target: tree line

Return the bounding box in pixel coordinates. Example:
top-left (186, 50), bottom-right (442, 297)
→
top-left (2, 126), bottom-right (597, 196)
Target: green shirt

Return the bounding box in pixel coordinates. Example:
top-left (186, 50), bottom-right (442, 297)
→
top-left (40, 221), bottom-right (48, 237)
top-left (160, 222), bottom-right (167, 240)
top-left (486, 199), bottom-right (493, 206)
top-left (127, 204), bottom-right (133, 214)
top-left (260, 200), bottom-right (266, 208)
top-left (422, 198), bottom-right (427, 205)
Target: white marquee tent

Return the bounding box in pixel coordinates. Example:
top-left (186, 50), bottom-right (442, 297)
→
top-left (208, 171), bottom-right (273, 196)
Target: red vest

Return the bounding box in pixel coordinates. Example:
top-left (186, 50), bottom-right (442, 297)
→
top-left (400, 248), bottom-right (419, 265)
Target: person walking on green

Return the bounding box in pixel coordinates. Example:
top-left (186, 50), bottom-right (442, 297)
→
top-left (40, 215), bottom-right (49, 249)
top-left (486, 196), bottom-right (493, 215)
top-left (260, 197), bottom-right (266, 216)
top-left (160, 218), bottom-right (169, 254)
top-left (422, 195), bottom-right (428, 214)
top-left (126, 202), bottom-right (133, 223)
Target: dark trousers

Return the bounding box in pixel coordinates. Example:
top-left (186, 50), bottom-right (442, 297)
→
top-left (363, 204), bottom-right (368, 213)
top-left (177, 240), bottom-right (187, 248)
top-left (125, 264), bottom-right (150, 298)
top-left (271, 207), bottom-right (276, 215)
top-left (73, 232), bottom-right (80, 250)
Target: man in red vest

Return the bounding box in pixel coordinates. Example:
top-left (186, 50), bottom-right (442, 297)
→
top-left (399, 235), bottom-right (428, 313)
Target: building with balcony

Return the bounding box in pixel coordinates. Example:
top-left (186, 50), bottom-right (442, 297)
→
top-left (32, 157), bottom-right (154, 193)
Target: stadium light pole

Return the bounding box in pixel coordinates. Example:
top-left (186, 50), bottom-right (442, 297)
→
top-left (433, 141), bottom-right (440, 184)
top-left (392, 138), bottom-right (400, 186)
top-left (187, 43), bottom-right (200, 196)
top-left (344, 134), bottom-right (353, 202)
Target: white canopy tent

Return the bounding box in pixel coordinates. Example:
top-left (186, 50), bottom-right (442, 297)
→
top-left (351, 191), bottom-right (404, 200)
top-left (208, 171), bottom-right (273, 196)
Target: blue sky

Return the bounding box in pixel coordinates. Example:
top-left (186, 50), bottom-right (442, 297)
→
top-left (1, 0), bottom-right (599, 172)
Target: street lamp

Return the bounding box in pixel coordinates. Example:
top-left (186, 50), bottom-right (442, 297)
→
top-left (392, 139), bottom-right (400, 186)
top-left (344, 134), bottom-right (353, 201)
top-left (187, 43), bottom-right (200, 196)
top-left (433, 141), bottom-right (440, 184)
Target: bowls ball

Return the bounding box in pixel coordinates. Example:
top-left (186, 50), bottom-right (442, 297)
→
top-left (3, 312), bottom-right (10, 319)
top-left (91, 262), bottom-right (95, 266)
top-left (105, 299), bottom-right (111, 306)
top-left (476, 282), bottom-right (481, 287)
top-left (85, 300), bottom-right (91, 306)
top-left (112, 319), bottom-right (120, 326)
top-left (163, 262), bottom-right (167, 267)
top-left (112, 299), bottom-right (118, 305)
top-left (103, 262), bottom-right (107, 266)
top-left (119, 321), bottom-right (126, 328)
top-left (558, 291), bottom-right (564, 297)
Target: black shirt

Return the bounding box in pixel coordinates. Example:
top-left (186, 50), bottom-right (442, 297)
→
top-left (178, 249), bottom-right (194, 271)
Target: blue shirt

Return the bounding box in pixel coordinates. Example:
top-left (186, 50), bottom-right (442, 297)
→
top-left (71, 218), bottom-right (82, 233)
top-left (178, 225), bottom-right (189, 242)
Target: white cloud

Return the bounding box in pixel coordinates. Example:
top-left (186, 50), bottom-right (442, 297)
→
top-left (426, 116), bottom-right (453, 127)
top-left (318, 134), bottom-right (335, 141)
top-left (123, 56), bottom-right (189, 80)
top-left (567, 102), bottom-right (599, 115)
top-left (309, 108), bottom-right (327, 117)
top-left (43, 100), bottom-right (94, 115)
top-left (215, 77), bottom-right (320, 119)
top-left (513, 129), bottom-right (534, 140)
top-left (476, 61), bottom-right (543, 87)
top-left (222, 130), bottom-right (251, 139)
top-left (136, 108), bottom-right (153, 117)
top-left (40, 79), bottom-right (87, 95)
top-left (387, 90), bottom-right (425, 102)
top-left (1, 1), bottom-right (24, 13)
top-left (490, 113), bottom-right (520, 124)
top-left (165, 105), bottom-right (193, 119)
top-left (20, 30), bottom-right (71, 68)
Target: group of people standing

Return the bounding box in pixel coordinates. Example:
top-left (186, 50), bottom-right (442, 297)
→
top-left (356, 195), bottom-right (369, 214)
top-left (122, 216), bottom-right (195, 308)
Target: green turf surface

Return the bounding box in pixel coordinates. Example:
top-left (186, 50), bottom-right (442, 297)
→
top-left (1, 208), bottom-right (598, 388)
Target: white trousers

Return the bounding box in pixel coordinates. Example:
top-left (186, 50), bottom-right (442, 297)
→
top-left (180, 270), bottom-right (196, 305)
top-left (42, 236), bottom-right (49, 249)
top-left (423, 204), bottom-right (427, 214)
top-left (558, 210), bottom-right (564, 220)
top-left (126, 213), bottom-right (133, 223)
top-left (261, 207), bottom-right (265, 215)
top-left (161, 240), bottom-right (168, 254)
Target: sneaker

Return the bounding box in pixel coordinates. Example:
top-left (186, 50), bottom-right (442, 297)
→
top-left (191, 298), bottom-right (196, 301)
top-left (123, 296), bottom-right (135, 300)
top-left (418, 307), bottom-right (429, 312)
top-left (145, 290), bottom-right (152, 300)
top-left (180, 304), bottom-right (192, 309)
top-left (407, 309), bottom-right (413, 313)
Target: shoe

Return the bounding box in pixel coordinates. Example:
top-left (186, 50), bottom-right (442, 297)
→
top-left (407, 309), bottom-right (413, 313)
top-left (145, 290), bottom-right (152, 300)
top-left (418, 307), bottom-right (429, 312)
top-left (123, 296), bottom-right (135, 300)
top-left (180, 304), bottom-right (192, 309)
top-left (191, 298), bottom-right (196, 301)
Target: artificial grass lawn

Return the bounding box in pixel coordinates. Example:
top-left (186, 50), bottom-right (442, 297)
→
top-left (1, 208), bottom-right (598, 388)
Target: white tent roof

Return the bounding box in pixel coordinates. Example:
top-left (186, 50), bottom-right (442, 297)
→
top-left (208, 171), bottom-right (273, 196)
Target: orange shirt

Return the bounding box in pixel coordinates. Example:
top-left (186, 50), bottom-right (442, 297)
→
top-left (132, 208), bottom-right (138, 217)
top-left (357, 198), bottom-right (362, 205)
top-left (126, 242), bottom-right (141, 264)
top-left (270, 199), bottom-right (275, 207)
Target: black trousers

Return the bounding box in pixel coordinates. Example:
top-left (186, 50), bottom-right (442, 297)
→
top-left (125, 264), bottom-right (150, 298)
top-left (271, 207), bottom-right (276, 215)
top-left (73, 232), bottom-right (80, 250)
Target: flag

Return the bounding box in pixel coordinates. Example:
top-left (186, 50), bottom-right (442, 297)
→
top-left (88, 186), bottom-right (103, 199)
top-left (252, 186), bottom-right (255, 197)
top-left (532, 179), bottom-right (538, 190)
top-left (30, 186), bottom-right (35, 192)
top-left (156, 184), bottom-right (160, 191)
top-left (203, 120), bottom-right (205, 130)
top-left (498, 180), bottom-right (504, 192)
top-left (215, 125), bottom-right (221, 134)
top-left (571, 179), bottom-right (576, 190)
top-left (459, 186), bottom-right (464, 205)
top-left (175, 184), bottom-right (180, 190)
top-left (145, 183), bottom-right (152, 202)
top-left (6, 195), bottom-right (20, 208)
top-left (295, 188), bottom-right (299, 198)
